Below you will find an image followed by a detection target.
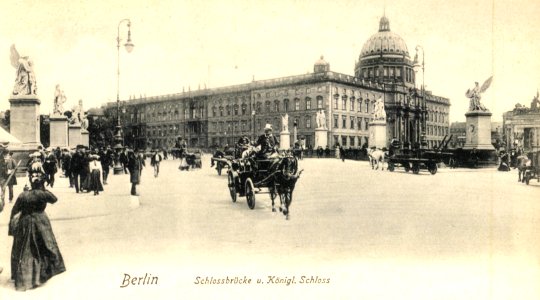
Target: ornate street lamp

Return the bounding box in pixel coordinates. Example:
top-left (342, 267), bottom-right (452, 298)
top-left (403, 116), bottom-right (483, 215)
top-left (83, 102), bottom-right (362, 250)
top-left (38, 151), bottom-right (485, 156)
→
top-left (113, 19), bottom-right (134, 175)
top-left (413, 45), bottom-right (427, 148)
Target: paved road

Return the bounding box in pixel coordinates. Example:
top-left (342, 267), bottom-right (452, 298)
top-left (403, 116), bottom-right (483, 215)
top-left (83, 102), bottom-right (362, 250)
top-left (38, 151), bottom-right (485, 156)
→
top-left (0, 156), bottom-right (538, 299)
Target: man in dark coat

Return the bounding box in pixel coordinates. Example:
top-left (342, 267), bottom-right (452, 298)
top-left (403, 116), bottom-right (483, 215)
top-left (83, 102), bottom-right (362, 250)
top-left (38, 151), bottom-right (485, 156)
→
top-left (4, 151), bottom-right (17, 203)
top-left (0, 146), bottom-right (8, 202)
top-left (255, 124), bottom-right (279, 159)
top-left (99, 146), bottom-right (113, 185)
top-left (43, 150), bottom-right (58, 188)
top-left (70, 145), bottom-right (86, 193)
top-left (127, 150), bottom-right (144, 196)
top-left (61, 149), bottom-right (73, 187)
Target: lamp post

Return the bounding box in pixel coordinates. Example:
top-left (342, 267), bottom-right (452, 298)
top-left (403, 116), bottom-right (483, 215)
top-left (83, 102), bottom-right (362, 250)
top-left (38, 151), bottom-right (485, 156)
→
top-left (113, 19), bottom-right (134, 175)
top-left (414, 45), bottom-right (427, 148)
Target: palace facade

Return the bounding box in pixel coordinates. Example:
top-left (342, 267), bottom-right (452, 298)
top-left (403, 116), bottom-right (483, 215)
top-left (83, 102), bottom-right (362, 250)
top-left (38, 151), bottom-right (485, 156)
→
top-left (102, 16), bottom-right (450, 150)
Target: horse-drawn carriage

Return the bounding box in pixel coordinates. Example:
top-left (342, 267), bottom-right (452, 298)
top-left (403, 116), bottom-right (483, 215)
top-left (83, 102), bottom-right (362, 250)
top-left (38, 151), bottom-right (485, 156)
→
top-left (226, 152), bottom-right (302, 220)
top-left (386, 136), bottom-right (453, 175)
top-left (210, 145), bottom-right (248, 175)
top-left (179, 149), bottom-right (202, 171)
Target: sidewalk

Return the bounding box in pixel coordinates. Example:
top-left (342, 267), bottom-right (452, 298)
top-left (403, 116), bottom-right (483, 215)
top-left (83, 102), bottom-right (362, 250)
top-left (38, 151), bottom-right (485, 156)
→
top-left (0, 172), bottom-right (138, 227)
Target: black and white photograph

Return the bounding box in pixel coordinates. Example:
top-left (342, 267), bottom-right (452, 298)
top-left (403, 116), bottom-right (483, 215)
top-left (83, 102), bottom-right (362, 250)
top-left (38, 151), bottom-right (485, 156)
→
top-left (0, 0), bottom-right (539, 299)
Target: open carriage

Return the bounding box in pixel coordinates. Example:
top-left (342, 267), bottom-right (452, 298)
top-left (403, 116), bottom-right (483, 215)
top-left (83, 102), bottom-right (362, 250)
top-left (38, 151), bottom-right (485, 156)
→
top-left (387, 136), bottom-right (453, 175)
top-left (226, 153), bottom-right (302, 220)
top-left (179, 149), bottom-right (202, 171)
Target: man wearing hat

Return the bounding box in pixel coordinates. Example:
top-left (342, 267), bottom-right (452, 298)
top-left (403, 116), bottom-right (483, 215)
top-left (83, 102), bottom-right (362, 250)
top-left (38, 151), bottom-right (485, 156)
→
top-left (0, 145), bottom-right (8, 203)
top-left (255, 124), bottom-right (279, 159)
top-left (70, 145), bottom-right (86, 193)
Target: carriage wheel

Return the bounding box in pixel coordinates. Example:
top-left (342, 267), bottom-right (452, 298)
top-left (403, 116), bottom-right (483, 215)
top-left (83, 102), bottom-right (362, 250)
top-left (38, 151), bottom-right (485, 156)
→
top-left (217, 163), bottom-right (222, 176)
top-left (412, 163), bottom-right (420, 174)
top-left (404, 162), bottom-right (411, 172)
top-left (428, 163), bottom-right (437, 175)
top-left (388, 162), bottom-right (395, 172)
top-left (227, 172), bottom-right (237, 202)
top-left (245, 178), bottom-right (256, 209)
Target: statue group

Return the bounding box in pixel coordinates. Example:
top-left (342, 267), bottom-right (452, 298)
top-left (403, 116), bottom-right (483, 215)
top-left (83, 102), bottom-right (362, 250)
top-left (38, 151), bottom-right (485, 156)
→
top-left (466, 76), bottom-right (493, 112)
top-left (316, 109), bottom-right (327, 129)
top-left (10, 44), bottom-right (37, 96)
top-left (372, 97), bottom-right (386, 121)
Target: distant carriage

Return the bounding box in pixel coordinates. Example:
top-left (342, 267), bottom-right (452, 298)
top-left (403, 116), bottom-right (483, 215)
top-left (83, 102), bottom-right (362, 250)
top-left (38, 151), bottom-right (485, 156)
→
top-left (387, 135), bottom-right (453, 175)
top-left (226, 152), bottom-right (302, 220)
top-left (179, 149), bottom-right (202, 171)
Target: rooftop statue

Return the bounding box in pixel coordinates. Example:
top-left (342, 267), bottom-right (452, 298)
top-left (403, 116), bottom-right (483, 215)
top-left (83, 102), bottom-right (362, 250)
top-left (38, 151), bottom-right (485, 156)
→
top-left (465, 76), bottom-right (493, 112)
top-left (10, 44), bottom-right (37, 96)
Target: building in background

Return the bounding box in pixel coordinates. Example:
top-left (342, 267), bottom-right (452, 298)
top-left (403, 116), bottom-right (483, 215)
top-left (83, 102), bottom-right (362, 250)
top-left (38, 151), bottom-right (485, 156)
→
top-left (101, 15), bottom-right (450, 150)
top-left (503, 92), bottom-right (540, 152)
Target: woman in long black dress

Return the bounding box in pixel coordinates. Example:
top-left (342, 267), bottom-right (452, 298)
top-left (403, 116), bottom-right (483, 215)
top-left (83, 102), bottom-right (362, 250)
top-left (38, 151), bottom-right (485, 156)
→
top-left (9, 162), bottom-right (65, 291)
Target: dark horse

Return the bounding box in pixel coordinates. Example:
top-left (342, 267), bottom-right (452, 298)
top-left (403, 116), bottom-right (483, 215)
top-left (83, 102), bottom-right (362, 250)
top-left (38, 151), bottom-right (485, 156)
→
top-left (266, 155), bottom-right (302, 220)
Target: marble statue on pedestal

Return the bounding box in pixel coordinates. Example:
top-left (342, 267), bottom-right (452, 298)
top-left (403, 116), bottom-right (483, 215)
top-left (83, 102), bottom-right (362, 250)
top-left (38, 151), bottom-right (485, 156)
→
top-left (281, 113), bottom-right (289, 132)
top-left (316, 110), bottom-right (327, 129)
top-left (372, 97), bottom-right (386, 121)
top-left (10, 44), bottom-right (37, 96)
top-left (465, 76), bottom-right (493, 112)
top-left (53, 85), bottom-right (67, 115)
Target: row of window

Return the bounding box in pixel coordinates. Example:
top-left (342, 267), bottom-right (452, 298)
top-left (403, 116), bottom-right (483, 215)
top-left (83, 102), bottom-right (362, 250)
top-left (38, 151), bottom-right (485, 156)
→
top-left (333, 114), bottom-right (372, 131)
top-left (427, 125), bottom-right (449, 137)
top-left (332, 135), bottom-right (369, 148)
top-left (333, 96), bottom-right (379, 113)
top-left (255, 85), bottom-right (327, 99)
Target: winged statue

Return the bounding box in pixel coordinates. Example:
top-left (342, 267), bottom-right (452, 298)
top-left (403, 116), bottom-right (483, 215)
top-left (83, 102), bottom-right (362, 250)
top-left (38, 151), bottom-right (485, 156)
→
top-left (10, 44), bottom-right (37, 96)
top-left (465, 76), bottom-right (493, 112)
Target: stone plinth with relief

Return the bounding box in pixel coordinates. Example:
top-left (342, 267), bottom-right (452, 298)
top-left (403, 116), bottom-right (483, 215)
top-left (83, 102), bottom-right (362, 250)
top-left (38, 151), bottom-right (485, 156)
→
top-left (68, 123), bottom-right (82, 148)
top-left (9, 95), bottom-right (41, 146)
top-left (368, 120), bottom-right (387, 149)
top-left (49, 114), bottom-right (68, 148)
top-left (463, 111), bottom-right (495, 150)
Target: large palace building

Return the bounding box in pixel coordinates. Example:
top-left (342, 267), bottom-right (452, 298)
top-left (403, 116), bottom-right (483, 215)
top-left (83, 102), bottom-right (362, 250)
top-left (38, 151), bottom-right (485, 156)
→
top-left (103, 16), bottom-right (450, 150)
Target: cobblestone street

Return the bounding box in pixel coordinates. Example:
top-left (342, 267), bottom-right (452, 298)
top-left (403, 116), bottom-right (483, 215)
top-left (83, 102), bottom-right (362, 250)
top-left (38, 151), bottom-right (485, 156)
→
top-left (0, 156), bottom-right (538, 299)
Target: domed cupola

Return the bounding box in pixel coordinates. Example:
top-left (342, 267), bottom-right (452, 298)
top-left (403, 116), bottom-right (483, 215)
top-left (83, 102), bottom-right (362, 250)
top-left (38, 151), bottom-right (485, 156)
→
top-left (314, 55), bottom-right (330, 73)
top-left (355, 15), bottom-right (416, 88)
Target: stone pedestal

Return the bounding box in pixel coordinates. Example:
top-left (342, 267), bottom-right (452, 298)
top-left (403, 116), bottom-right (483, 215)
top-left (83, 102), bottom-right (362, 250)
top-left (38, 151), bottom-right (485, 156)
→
top-left (280, 131), bottom-right (290, 150)
top-left (464, 111), bottom-right (495, 150)
top-left (68, 124), bottom-right (82, 148)
top-left (368, 120), bottom-right (387, 149)
top-left (81, 130), bottom-right (89, 147)
top-left (9, 96), bottom-right (41, 146)
top-left (49, 115), bottom-right (68, 148)
top-left (314, 128), bottom-right (328, 148)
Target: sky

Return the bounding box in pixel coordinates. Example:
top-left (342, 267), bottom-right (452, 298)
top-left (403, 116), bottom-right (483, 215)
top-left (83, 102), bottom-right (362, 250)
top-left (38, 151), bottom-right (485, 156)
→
top-left (0, 0), bottom-right (539, 122)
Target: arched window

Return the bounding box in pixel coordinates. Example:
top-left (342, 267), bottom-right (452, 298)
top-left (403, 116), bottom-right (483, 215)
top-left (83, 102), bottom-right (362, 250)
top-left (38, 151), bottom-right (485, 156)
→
top-left (274, 100), bottom-right (280, 112)
top-left (283, 99), bottom-right (289, 112)
top-left (305, 97), bottom-right (311, 110)
top-left (342, 96), bottom-right (347, 111)
top-left (358, 98), bottom-right (362, 112)
top-left (365, 99), bottom-right (370, 113)
top-left (350, 97), bottom-right (355, 111)
top-left (316, 96), bottom-right (323, 109)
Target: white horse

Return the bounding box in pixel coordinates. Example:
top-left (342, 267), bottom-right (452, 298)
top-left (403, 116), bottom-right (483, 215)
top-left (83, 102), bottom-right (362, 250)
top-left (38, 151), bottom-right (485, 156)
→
top-left (368, 148), bottom-right (386, 170)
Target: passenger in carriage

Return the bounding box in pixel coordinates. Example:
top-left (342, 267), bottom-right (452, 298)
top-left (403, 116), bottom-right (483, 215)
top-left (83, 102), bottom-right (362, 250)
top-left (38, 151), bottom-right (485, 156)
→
top-left (236, 135), bottom-right (251, 158)
top-left (255, 124), bottom-right (279, 159)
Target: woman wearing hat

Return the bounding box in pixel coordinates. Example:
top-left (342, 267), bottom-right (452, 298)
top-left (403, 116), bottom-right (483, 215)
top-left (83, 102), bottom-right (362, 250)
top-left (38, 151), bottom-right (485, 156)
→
top-left (9, 162), bottom-right (65, 291)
